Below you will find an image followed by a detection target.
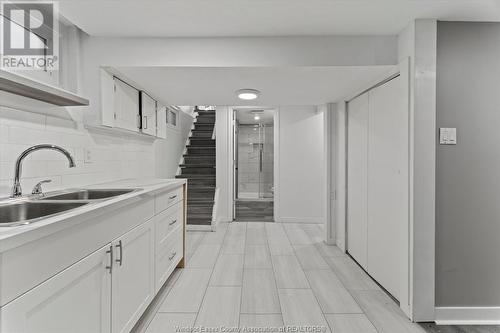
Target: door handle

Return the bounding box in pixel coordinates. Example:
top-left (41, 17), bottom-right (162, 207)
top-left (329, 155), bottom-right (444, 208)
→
top-left (115, 240), bottom-right (123, 266)
top-left (105, 245), bottom-right (113, 274)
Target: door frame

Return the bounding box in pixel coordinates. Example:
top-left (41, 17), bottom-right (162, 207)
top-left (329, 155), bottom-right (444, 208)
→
top-left (229, 106), bottom-right (278, 222)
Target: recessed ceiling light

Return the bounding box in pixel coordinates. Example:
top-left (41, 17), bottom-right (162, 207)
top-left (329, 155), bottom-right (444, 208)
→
top-left (236, 89), bottom-right (260, 100)
top-left (254, 116), bottom-right (260, 120)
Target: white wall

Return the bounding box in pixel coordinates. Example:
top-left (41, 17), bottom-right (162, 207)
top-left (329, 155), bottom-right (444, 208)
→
top-left (275, 106), bottom-right (325, 223)
top-left (154, 111), bottom-right (194, 178)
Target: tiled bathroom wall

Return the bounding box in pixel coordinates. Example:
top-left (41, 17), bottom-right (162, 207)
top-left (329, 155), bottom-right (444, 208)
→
top-left (237, 125), bottom-right (273, 199)
top-left (0, 106), bottom-right (158, 197)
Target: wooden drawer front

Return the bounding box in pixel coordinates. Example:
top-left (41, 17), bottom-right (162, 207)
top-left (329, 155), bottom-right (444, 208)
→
top-left (155, 225), bottom-right (183, 292)
top-left (155, 186), bottom-right (183, 214)
top-left (155, 201), bottom-right (183, 246)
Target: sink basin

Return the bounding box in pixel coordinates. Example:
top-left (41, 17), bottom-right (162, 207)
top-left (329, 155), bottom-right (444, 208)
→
top-left (41, 189), bottom-right (137, 201)
top-left (0, 201), bottom-right (89, 227)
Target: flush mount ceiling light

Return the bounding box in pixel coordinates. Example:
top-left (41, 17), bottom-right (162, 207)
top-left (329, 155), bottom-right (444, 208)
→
top-left (236, 89), bottom-right (260, 100)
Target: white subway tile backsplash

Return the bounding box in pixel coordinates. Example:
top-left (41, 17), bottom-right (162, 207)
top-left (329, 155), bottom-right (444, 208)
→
top-left (0, 106), bottom-right (157, 197)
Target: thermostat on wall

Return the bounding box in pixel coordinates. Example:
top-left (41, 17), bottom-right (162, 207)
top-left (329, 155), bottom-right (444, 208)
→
top-left (439, 128), bottom-right (457, 145)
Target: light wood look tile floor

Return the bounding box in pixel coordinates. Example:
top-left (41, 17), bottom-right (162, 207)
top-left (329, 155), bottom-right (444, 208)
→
top-left (133, 222), bottom-right (499, 333)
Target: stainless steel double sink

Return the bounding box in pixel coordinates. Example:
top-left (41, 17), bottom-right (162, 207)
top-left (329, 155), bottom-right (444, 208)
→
top-left (0, 189), bottom-right (140, 227)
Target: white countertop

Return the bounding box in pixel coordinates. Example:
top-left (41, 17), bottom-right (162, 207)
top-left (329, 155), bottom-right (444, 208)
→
top-left (0, 178), bottom-right (185, 253)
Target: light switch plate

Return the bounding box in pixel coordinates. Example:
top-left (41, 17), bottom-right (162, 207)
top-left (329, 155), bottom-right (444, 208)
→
top-left (439, 128), bottom-right (457, 145)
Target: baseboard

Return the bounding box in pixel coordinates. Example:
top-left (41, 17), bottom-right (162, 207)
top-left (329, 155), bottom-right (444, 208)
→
top-left (278, 217), bottom-right (325, 224)
top-left (435, 307), bottom-right (500, 325)
top-left (186, 225), bottom-right (212, 231)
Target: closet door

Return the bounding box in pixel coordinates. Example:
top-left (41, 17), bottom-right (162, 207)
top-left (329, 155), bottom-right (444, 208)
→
top-left (366, 76), bottom-right (408, 300)
top-left (347, 92), bottom-right (369, 269)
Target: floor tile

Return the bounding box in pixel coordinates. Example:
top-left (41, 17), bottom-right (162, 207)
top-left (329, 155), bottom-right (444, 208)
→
top-left (201, 225), bottom-right (228, 245)
top-left (241, 269), bottom-right (281, 314)
top-left (352, 290), bottom-right (426, 333)
top-left (187, 244), bottom-right (221, 268)
top-left (239, 314), bottom-right (284, 328)
top-left (272, 255), bottom-right (310, 288)
top-left (246, 222), bottom-right (267, 245)
top-left (284, 224), bottom-right (315, 245)
top-left (145, 313), bottom-right (196, 333)
top-left (159, 269), bottom-right (212, 313)
top-left (324, 314), bottom-right (377, 333)
top-left (244, 245), bottom-right (272, 269)
top-left (210, 254), bottom-right (244, 286)
top-left (195, 287), bottom-right (241, 327)
top-left (278, 289), bottom-right (330, 333)
top-left (326, 257), bottom-right (380, 290)
top-left (221, 223), bottom-right (247, 254)
top-left (305, 270), bottom-right (363, 314)
top-left (294, 245), bottom-right (330, 269)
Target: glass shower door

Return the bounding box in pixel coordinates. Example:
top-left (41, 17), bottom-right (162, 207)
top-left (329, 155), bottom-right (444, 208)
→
top-left (236, 124), bottom-right (274, 200)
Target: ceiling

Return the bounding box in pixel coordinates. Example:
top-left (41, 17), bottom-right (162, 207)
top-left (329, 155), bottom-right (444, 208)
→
top-left (59, 0), bottom-right (500, 37)
top-left (235, 109), bottom-right (275, 125)
top-left (114, 66), bottom-right (396, 106)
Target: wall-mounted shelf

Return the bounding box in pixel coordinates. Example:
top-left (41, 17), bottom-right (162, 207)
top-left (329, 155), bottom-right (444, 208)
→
top-left (0, 69), bottom-right (89, 106)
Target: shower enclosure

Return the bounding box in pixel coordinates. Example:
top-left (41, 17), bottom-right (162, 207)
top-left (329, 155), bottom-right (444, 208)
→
top-left (234, 109), bottom-right (274, 222)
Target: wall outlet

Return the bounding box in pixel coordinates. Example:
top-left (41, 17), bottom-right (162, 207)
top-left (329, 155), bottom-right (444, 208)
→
top-left (84, 148), bottom-right (93, 164)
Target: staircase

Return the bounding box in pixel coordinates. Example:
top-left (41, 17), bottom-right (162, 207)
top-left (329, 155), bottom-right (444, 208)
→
top-left (176, 108), bottom-right (216, 227)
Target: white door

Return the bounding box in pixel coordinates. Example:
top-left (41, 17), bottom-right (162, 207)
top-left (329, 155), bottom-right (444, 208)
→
top-left (140, 92), bottom-right (157, 136)
top-left (366, 76), bottom-right (408, 300)
top-left (111, 219), bottom-right (155, 333)
top-left (114, 78), bottom-right (140, 132)
top-left (347, 92), bottom-right (369, 269)
top-left (156, 105), bottom-right (167, 139)
top-left (1, 245), bottom-right (112, 333)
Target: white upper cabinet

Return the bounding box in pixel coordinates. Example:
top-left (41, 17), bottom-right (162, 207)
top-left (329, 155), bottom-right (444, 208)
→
top-left (114, 78), bottom-right (140, 132)
top-left (140, 92), bottom-right (157, 136)
top-left (156, 104), bottom-right (167, 139)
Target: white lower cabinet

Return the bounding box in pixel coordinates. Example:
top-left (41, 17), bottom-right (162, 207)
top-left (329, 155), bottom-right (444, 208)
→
top-left (111, 219), bottom-right (155, 333)
top-left (0, 244), bottom-right (112, 333)
top-left (0, 185), bottom-right (185, 333)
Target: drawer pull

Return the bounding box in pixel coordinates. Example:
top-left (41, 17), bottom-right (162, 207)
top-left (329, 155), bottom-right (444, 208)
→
top-left (169, 219), bottom-right (177, 226)
top-left (168, 252), bottom-right (177, 260)
top-left (169, 195), bottom-right (177, 200)
top-left (105, 245), bottom-right (113, 274)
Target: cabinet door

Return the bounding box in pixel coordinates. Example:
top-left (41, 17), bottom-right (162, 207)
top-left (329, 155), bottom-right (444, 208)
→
top-left (111, 219), bottom-right (155, 333)
top-left (114, 78), bottom-right (140, 132)
top-left (0, 245), bottom-right (112, 333)
top-left (156, 104), bottom-right (167, 139)
top-left (140, 92), bottom-right (157, 136)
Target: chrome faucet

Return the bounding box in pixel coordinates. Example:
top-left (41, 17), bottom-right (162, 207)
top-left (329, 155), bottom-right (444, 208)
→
top-left (11, 144), bottom-right (76, 198)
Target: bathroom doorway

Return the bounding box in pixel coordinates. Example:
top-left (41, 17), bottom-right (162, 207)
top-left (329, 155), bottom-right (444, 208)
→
top-left (233, 109), bottom-right (275, 222)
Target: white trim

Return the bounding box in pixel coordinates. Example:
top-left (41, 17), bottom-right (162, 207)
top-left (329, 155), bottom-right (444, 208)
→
top-left (335, 102), bottom-right (347, 252)
top-left (186, 225), bottom-right (212, 232)
top-left (273, 108), bottom-right (280, 223)
top-left (278, 217), bottom-right (325, 224)
top-left (323, 104), bottom-right (334, 245)
top-left (435, 307), bottom-right (500, 325)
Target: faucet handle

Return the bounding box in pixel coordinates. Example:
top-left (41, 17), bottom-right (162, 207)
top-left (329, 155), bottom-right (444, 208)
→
top-left (32, 179), bottom-right (52, 196)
